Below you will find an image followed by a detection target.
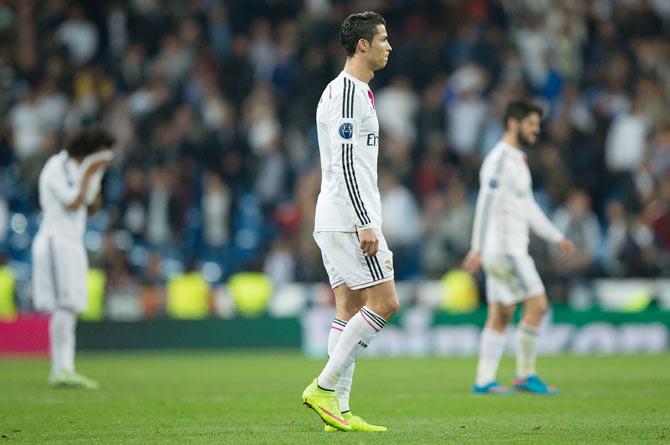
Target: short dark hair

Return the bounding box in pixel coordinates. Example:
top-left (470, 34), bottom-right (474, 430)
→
top-left (503, 100), bottom-right (543, 129)
top-left (340, 11), bottom-right (386, 57)
top-left (66, 125), bottom-right (116, 158)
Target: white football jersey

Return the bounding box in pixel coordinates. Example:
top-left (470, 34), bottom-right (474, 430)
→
top-left (314, 71), bottom-right (381, 232)
top-left (35, 150), bottom-right (87, 240)
top-left (471, 141), bottom-right (564, 255)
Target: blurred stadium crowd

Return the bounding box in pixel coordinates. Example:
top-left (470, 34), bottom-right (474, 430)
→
top-left (0, 0), bottom-right (669, 307)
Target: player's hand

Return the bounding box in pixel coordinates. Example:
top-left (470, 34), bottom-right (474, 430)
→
top-left (358, 227), bottom-right (379, 257)
top-left (462, 249), bottom-right (482, 274)
top-left (84, 159), bottom-right (111, 178)
top-left (557, 238), bottom-right (575, 256)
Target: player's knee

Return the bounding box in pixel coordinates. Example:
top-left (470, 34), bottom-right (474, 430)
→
top-left (342, 300), bottom-right (363, 319)
top-left (523, 294), bottom-right (548, 323)
top-left (486, 307), bottom-right (513, 331)
top-left (486, 314), bottom-right (508, 332)
top-left (387, 296), bottom-right (400, 317)
top-left (375, 296), bottom-right (399, 320)
top-left (531, 295), bottom-right (549, 317)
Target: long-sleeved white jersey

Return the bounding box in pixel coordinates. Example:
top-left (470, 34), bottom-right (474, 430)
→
top-left (314, 71), bottom-right (381, 232)
top-left (35, 150), bottom-right (87, 241)
top-left (471, 141), bottom-right (564, 255)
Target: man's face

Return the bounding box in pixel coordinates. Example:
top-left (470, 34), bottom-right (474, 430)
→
top-left (365, 24), bottom-right (391, 70)
top-left (517, 112), bottom-right (541, 147)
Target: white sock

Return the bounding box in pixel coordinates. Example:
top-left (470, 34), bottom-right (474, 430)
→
top-left (50, 308), bottom-right (76, 374)
top-left (475, 328), bottom-right (507, 386)
top-left (328, 318), bottom-right (354, 413)
top-left (317, 306), bottom-right (386, 390)
top-left (516, 322), bottom-right (539, 379)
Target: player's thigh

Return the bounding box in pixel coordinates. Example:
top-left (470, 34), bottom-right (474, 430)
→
top-left (483, 254), bottom-right (542, 306)
top-left (484, 273), bottom-right (519, 307)
top-left (507, 255), bottom-right (545, 299)
top-left (520, 292), bottom-right (549, 325)
top-left (50, 238), bottom-right (89, 313)
top-left (314, 235), bottom-right (345, 289)
top-left (31, 235), bottom-right (56, 312)
top-left (313, 230), bottom-right (394, 291)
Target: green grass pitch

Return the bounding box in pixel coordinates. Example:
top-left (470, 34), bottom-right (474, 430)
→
top-left (1, 352), bottom-right (669, 443)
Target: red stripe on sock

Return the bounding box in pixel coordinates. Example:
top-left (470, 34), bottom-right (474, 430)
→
top-left (331, 326), bottom-right (344, 332)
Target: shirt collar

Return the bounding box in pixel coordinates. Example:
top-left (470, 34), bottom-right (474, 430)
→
top-left (498, 141), bottom-right (526, 160)
top-left (341, 71), bottom-right (370, 90)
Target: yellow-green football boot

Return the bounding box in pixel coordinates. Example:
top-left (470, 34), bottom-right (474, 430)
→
top-left (302, 379), bottom-right (351, 431)
top-left (324, 412), bottom-right (387, 432)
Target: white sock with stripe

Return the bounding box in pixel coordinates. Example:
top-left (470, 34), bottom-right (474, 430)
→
top-left (475, 328), bottom-right (507, 386)
top-left (317, 306), bottom-right (386, 390)
top-left (516, 322), bottom-right (539, 379)
top-left (50, 308), bottom-right (76, 375)
top-left (328, 318), bottom-right (354, 413)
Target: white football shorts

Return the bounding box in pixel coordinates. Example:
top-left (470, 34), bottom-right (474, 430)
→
top-left (32, 233), bottom-right (89, 313)
top-left (313, 229), bottom-right (394, 290)
top-left (482, 254), bottom-right (545, 306)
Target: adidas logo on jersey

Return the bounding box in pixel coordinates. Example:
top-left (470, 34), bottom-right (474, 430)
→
top-left (358, 340), bottom-right (368, 348)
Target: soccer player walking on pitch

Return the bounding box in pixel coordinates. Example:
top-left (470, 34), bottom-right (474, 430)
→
top-left (463, 100), bottom-right (575, 395)
top-left (301, 12), bottom-right (397, 432)
top-left (32, 126), bottom-right (115, 389)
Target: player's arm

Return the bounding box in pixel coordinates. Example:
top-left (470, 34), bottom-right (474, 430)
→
top-left (82, 150), bottom-right (114, 214)
top-left (87, 192), bottom-right (103, 215)
top-left (328, 81), bottom-right (377, 256)
top-left (464, 157), bottom-right (499, 273)
top-left (48, 156), bottom-right (110, 211)
top-left (527, 195), bottom-right (574, 255)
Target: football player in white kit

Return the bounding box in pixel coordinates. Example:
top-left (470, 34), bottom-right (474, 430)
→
top-left (32, 126), bottom-right (115, 389)
top-left (301, 12), bottom-right (397, 432)
top-left (463, 100), bottom-right (575, 395)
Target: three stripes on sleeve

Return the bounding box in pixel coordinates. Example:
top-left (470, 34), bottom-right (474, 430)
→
top-left (340, 77), bottom-right (370, 227)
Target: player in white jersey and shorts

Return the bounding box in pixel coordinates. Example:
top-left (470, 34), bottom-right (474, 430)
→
top-left (32, 126), bottom-right (115, 389)
top-left (463, 100), bottom-right (575, 395)
top-left (301, 12), bottom-right (398, 432)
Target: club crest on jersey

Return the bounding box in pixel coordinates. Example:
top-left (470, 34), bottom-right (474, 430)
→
top-left (489, 179), bottom-right (498, 188)
top-left (339, 122), bottom-right (353, 139)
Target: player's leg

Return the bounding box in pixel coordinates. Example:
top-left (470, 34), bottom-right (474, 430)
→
top-left (323, 284), bottom-right (387, 432)
top-left (517, 292), bottom-right (547, 378)
top-left (304, 231), bottom-right (395, 430)
top-left (513, 292), bottom-right (558, 394)
top-left (312, 281), bottom-right (397, 422)
top-left (330, 284), bottom-right (365, 414)
top-left (509, 255), bottom-right (558, 394)
top-left (49, 239), bottom-right (99, 389)
top-left (316, 231), bottom-right (398, 392)
top-left (31, 235), bottom-right (60, 384)
top-left (473, 301), bottom-right (515, 393)
top-left (48, 307), bottom-right (76, 386)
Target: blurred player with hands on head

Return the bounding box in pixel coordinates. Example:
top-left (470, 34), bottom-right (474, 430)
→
top-left (32, 125), bottom-right (115, 389)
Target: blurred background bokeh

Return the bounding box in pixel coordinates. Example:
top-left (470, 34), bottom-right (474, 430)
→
top-left (0, 0), bottom-right (669, 355)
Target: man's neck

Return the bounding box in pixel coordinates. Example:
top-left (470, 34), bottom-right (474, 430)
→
top-left (343, 57), bottom-right (373, 84)
top-left (501, 133), bottom-right (522, 151)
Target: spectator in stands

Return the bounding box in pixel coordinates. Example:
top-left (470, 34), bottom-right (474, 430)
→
top-left (0, 0), bottom-right (666, 304)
